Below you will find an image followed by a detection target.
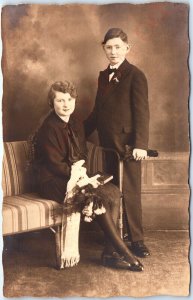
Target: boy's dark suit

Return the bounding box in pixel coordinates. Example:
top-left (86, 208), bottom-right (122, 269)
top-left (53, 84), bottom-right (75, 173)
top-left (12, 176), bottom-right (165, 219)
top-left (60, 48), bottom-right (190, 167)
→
top-left (84, 59), bottom-right (149, 242)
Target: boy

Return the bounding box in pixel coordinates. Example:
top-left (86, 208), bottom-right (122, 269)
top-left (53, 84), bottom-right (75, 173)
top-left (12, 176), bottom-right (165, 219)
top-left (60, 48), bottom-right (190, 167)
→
top-left (84, 28), bottom-right (150, 258)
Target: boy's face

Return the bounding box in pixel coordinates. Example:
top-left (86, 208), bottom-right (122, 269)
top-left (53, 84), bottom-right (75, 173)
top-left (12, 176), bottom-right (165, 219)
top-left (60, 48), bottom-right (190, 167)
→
top-left (103, 37), bottom-right (129, 66)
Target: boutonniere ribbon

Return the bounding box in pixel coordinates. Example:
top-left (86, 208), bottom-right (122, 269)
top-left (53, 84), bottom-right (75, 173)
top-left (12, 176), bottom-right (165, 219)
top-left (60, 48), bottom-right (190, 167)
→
top-left (112, 71), bottom-right (121, 84)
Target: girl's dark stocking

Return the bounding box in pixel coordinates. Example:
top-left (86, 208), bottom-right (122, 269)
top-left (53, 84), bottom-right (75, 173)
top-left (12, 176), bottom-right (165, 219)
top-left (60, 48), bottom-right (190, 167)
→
top-left (96, 209), bottom-right (139, 265)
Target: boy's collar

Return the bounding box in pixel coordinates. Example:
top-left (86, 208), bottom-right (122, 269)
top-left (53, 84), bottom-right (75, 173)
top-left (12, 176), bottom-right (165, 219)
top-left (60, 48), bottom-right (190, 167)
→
top-left (109, 59), bottom-right (125, 70)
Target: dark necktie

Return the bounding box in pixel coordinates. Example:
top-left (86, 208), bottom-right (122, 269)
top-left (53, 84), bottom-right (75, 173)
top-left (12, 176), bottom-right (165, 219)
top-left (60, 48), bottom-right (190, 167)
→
top-left (108, 68), bottom-right (117, 74)
top-left (67, 124), bottom-right (81, 163)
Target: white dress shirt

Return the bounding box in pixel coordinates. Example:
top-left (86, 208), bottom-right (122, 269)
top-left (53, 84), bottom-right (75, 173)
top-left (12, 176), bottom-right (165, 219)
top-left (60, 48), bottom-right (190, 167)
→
top-left (109, 59), bottom-right (124, 81)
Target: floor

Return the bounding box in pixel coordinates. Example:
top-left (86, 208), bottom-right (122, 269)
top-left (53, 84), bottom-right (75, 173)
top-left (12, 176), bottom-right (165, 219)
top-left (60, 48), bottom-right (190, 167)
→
top-left (3, 228), bottom-right (190, 298)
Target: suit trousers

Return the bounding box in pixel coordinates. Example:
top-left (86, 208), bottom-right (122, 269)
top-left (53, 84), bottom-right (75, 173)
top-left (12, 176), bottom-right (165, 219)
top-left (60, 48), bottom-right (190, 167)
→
top-left (104, 153), bottom-right (144, 242)
top-left (122, 159), bottom-right (144, 242)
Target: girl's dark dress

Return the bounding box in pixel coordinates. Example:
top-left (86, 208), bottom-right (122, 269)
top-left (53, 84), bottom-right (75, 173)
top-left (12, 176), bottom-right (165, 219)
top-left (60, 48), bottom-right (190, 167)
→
top-left (35, 111), bottom-right (120, 222)
top-left (34, 110), bottom-right (143, 271)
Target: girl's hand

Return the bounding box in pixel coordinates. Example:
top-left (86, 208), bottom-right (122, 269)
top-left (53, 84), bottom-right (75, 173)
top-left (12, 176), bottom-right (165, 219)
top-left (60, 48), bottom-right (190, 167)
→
top-left (76, 176), bottom-right (90, 188)
top-left (89, 174), bottom-right (101, 188)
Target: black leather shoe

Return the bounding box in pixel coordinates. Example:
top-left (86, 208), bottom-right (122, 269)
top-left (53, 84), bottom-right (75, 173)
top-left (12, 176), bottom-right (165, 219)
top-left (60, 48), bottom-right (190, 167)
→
top-left (101, 252), bottom-right (144, 272)
top-left (130, 241), bottom-right (150, 258)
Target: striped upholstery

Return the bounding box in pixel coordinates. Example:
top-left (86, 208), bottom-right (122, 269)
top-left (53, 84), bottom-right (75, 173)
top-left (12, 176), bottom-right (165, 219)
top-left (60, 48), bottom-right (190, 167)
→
top-left (2, 141), bottom-right (109, 197)
top-left (2, 141), bottom-right (35, 197)
top-left (2, 140), bottom-right (118, 235)
top-left (3, 193), bottom-right (63, 235)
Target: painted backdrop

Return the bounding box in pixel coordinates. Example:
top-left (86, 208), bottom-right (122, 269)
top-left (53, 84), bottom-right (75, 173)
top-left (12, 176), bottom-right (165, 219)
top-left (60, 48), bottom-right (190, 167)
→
top-left (2, 3), bottom-right (189, 152)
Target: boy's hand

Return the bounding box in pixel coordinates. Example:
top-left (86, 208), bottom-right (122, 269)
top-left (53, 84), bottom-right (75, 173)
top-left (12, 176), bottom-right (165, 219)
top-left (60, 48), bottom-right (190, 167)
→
top-left (133, 148), bottom-right (147, 161)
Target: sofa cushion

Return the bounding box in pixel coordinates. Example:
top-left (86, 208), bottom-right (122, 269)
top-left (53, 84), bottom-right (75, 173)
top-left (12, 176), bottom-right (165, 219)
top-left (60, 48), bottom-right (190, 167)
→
top-left (2, 141), bottom-right (36, 197)
top-left (3, 193), bottom-right (63, 235)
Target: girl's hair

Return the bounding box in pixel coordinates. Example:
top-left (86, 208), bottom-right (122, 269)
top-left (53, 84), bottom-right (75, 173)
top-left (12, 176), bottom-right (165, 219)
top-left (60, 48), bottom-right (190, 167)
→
top-left (102, 28), bottom-right (128, 45)
top-left (48, 81), bottom-right (78, 108)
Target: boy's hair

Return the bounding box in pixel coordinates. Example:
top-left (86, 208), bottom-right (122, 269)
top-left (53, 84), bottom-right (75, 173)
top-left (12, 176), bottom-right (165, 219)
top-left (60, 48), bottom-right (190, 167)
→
top-left (102, 28), bottom-right (128, 45)
top-left (48, 81), bottom-right (78, 108)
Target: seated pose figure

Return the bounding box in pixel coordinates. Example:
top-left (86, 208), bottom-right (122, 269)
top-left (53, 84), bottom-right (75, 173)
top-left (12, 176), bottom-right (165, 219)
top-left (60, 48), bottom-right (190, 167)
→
top-left (34, 80), bottom-right (143, 271)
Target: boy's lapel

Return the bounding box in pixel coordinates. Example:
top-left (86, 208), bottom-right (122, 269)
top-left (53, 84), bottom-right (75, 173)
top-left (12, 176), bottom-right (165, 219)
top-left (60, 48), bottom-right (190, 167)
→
top-left (99, 60), bottom-right (131, 105)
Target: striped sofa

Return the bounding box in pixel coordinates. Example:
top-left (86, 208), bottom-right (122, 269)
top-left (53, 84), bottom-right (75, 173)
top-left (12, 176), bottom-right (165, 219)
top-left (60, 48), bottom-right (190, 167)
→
top-left (2, 140), bottom-right (119, 267)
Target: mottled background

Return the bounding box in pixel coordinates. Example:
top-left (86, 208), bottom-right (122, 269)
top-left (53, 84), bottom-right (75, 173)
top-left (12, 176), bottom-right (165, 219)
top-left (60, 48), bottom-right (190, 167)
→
top-left (1, 3), bottom-right (189, 152)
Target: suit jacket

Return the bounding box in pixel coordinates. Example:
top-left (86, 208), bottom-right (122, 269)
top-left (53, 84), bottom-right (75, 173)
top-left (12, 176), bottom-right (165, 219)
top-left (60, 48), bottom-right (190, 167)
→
top-left (84, 59), bottom-right (149, 156)
top-left (36, 111), bottom-right (87, 184)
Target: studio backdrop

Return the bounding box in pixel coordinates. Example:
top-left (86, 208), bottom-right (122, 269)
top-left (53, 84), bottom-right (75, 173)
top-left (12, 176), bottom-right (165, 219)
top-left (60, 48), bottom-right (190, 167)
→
top-left (2, 3), bottom-right (189, 153)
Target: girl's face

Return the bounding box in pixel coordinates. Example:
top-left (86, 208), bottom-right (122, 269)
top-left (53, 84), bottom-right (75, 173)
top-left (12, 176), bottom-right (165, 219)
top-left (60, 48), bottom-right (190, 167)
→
top-left (53, 91), bottom-right (76, 118)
